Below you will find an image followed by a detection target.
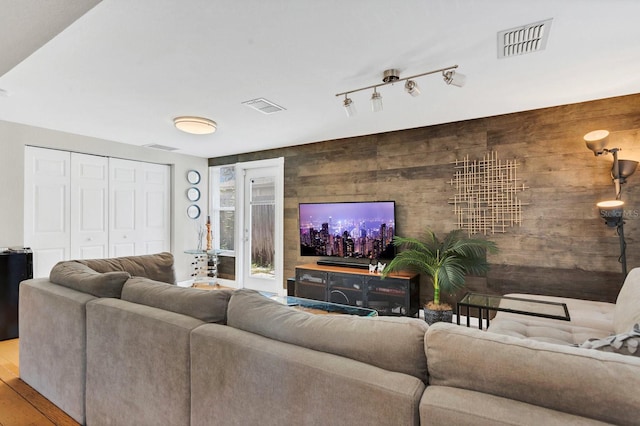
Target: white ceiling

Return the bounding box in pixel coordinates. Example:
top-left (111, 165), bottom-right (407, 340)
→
top-left (1, 0), bottom-right (640, 159)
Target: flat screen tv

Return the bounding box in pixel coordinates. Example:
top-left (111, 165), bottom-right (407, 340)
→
top-left (299, 201), bottom-right (396, 261)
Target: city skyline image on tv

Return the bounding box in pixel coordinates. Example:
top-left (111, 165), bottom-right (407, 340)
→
top-left (299, 201), bottom-right (395, 259)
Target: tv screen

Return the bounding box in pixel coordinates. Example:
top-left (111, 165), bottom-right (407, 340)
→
top-left (299, 201), bottom-right (396, 260)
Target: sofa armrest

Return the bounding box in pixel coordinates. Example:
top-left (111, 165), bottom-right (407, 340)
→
top-left (425, 322), bottom-right (640, 425)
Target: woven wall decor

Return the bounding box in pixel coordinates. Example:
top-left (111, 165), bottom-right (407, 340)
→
top-left (449, 151), bottom-right (527, 235)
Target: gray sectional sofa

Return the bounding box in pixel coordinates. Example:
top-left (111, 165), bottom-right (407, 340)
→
top-left (18, 253), bottom-right (640, 425)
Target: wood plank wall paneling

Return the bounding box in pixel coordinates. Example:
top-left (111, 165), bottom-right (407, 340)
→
top-left (210, 93), bottom-right (640, 305)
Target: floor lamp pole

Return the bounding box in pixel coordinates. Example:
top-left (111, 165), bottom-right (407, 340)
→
top-left (618, 221), bottom-right (627, 276)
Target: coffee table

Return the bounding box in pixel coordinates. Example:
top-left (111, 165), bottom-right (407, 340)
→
top-left (457, 292), bottom-right (570, 329)
top-left (190, 283), bottom-right (378, 316)
top-left (264, 294), bottom-right (378, 317)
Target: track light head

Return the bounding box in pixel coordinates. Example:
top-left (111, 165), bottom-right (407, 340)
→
top-left (443, 70), bottom-right (466, 87)
top-left (371, 89), bottom-right (383, 112)
top-left (404, 80), bottom-right (420, 97)
top-left (343, 95), bottom-right (356, 117)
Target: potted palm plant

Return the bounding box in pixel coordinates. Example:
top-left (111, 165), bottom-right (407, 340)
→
top-left (382, 228), bottom-right (497, 324)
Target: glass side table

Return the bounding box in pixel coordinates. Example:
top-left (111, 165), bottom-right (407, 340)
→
top-left (185, 250), bottom-right (219, 285)
top-left (457, 292), bottom-right (570, 329)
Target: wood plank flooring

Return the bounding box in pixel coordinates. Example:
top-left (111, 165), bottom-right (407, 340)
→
top-left (0, 339), bottom-right (79, 426)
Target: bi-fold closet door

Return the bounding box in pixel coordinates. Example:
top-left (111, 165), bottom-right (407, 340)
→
top-left (24, 147), bottom-right (170, 278)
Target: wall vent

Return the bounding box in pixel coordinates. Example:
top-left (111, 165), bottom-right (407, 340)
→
top-left (144, 143), bottom-right (179, 151)
top-left (242, 98), bottom-right (286, 114)
top-left (498, 19), bottom-right (552, 58)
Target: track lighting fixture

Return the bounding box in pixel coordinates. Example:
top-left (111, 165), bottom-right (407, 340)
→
top-left (335, 65), bottom-right (464, 116)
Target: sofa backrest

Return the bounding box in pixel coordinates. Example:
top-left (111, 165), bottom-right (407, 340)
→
top-left (226, 289), bottom-right (429, 382)
top-left (121, 277), bottom-right (232, 324)
top-left (614, 267), bottom-right (640, 334)
top-left (78, 252), bottom-right (176, 284)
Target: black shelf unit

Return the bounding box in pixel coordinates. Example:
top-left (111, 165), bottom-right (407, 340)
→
top-left (295, 263), bottom-right (419, 317)
top-left (1, 249), bottom-right (33, 341)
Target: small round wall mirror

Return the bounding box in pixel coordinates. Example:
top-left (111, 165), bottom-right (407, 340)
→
top-left (187, 170), bottom-right (201, 184)
top-left (186, 187), bottom-right (200, 201)
top-left (187, 204), bottom-right (201, 219)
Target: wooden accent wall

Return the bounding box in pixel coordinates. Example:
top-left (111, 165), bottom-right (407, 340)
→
top-left (210, 93), bottom-right (640, 305)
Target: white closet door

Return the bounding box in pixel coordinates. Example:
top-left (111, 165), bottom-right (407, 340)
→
top-left (70, 153), bottom-right (109, 259)
top-left (24, 147), bottom-right (71, 278)
top-left (139, 161), bottom-right (170, 254)
top-left (109, 158), bottom-right (142, 257)
top-left (109, 158), bottom-right (170, 257)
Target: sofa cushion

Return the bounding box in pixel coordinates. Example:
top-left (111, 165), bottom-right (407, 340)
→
top-left (50, 261), bottom-right (130, 298)
top-left (614, 267), bottom-right (640, 334)
top-left (487, 294), bottom-right (616, 345)
top-left (226, 289), bottom-right (429, 382)
top-left (121, 277), bottom-right (231, 323)
top-left (78, 252), bottom-right (176, 284)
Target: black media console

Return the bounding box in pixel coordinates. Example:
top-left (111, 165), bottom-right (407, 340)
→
top-left (295, 263), bottom-right (419, 317)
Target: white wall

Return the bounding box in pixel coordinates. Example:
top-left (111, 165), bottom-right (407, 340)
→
top-left (0, 119), bottom-right (208, 282)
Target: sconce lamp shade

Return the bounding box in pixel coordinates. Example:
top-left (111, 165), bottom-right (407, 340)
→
top-left (616, 159), bottom-right (638, 182)
top-left (584, 130), bottom-right (609, 155)
top-left (597, 199), bottom-right (624, 227)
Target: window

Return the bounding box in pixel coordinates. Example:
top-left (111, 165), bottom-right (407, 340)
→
top-left (210, 166), bottom-right (236, 281)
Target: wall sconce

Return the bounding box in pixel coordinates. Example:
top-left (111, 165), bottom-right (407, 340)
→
top-left (584, 129), bottom-right (638, 198)
top-left (335, 65), bottom-right (465, 117)
top-left (585, 129), bottom-right (637, 275)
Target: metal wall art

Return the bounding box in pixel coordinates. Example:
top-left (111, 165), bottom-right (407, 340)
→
top-left (449, 151), bottom-right (527, 235)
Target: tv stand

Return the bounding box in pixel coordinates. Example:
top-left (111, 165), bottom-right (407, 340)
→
top-left (295, 263), bottom-right (419, 317)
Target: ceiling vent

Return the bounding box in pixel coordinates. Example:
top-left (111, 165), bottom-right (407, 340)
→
top-left (144, 143), bottom-right (179, 151)
top-left (498, 19), bottom-right (552, 58)
top-left (242, 98), bottom-right (286, 114)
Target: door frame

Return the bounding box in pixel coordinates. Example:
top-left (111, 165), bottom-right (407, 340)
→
top-left (235, 157), bottom-right (284, 295)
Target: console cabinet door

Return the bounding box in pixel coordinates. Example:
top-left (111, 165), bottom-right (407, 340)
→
top-left (365, 276), bottom-right (411, 316)
top-left (328, 272), bottom-right (365, 307)
top-left (295, 268), bottom-right (327, 301)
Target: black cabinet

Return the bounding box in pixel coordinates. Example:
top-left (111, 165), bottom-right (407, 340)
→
top-left (295, 264), bottom-right (419, 317)
top-left (0, 249), bottom-right (33, 341)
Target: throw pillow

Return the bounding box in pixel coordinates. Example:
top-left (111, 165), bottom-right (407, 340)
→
top-left (121, 277), bottom-right (232, 324)
top-left (49, 261), bottom-right (131, 298)
top-left (580, 323), bottom-right (640, 356)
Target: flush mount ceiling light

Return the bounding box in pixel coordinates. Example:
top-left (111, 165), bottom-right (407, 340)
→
top-left (335, 65), bottom-right (464, 117)
top-left (173, 116), bottom-right (217, 135)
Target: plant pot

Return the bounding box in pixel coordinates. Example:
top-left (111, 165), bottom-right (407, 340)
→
top-left (423, 302), bottom-right (453, 325)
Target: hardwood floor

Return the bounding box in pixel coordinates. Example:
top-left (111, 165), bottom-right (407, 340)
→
top-left (0, 339), bottom-right (79, 426)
